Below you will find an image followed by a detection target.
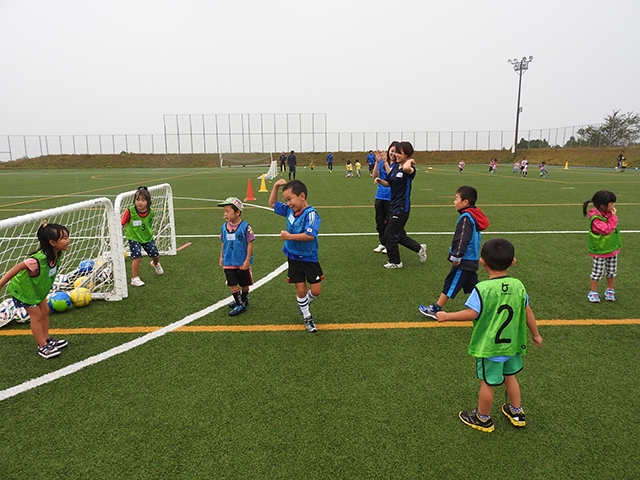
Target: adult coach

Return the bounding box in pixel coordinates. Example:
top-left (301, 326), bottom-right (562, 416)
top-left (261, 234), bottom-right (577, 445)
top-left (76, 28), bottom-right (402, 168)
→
top-left (327, 152), bottom-right (334, 172)
top-left (381, 141), bottom-right (426, 269)
top-left (372, 141), bottom-right (399, 254)
top-left (366, 150), bottom-right (376, 176)
top-left (288, 150), bottom-right (297, 180)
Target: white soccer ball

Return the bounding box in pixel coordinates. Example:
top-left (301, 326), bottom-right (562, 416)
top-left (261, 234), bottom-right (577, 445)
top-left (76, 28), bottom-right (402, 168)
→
top-left (13, 307), bottom-right (31, 324)
top-left (0, 299), bottom-right (15, 328)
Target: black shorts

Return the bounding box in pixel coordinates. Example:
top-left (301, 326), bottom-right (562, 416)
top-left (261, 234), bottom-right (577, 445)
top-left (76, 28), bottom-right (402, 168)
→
top-left (287, 259), bottom-right (324, 285)
top-left (224, 268), bottom-right (253, 288)
top-left (442, 267), bottom-right (478, 299)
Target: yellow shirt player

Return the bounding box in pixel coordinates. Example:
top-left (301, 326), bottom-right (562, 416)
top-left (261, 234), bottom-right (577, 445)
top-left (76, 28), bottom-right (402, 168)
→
top-left (345, 161), bottom-right (353, 177)
top-left (309, 160), bottom-right (315, 171)
top-left (355, 161), bottom-right (362, 177)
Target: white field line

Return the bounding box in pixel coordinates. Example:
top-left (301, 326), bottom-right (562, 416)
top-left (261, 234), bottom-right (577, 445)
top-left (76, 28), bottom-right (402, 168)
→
top-left (177, 230), bottom-right (640, 238)
top-left (0, 262), bottom-right (289, 402)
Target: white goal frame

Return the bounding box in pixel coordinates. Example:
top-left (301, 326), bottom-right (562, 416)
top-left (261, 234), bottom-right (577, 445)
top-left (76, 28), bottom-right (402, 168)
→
top-left (218, 144), bottom-right (274, 168)
top-left (114, 183), bottom-right (177, 257)
top-left (0, 198), bottom-right (128, 303)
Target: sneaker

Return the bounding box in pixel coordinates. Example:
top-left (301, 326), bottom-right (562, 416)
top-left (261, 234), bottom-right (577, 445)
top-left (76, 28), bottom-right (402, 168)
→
top-left (151, 261), bottom-right (164, 275)
top-left (38, 344), bottom-right (60, 359)
top-left (131, 276), bottom-right (145, 287)
top-left (229, 303), bottom-right (247, 317)
top-left (381, 247), bottom-right (387, 254)
top-left (418, 244), bottom-right (427, 263)
top-left (458, 410), bottom-right (494, 432)
top-left (373, 244), bottom-right (386, 253)
top-left (304, 317), bottom-right (318, 333)
top-left (418, 304), bottom-right (439, 320)
top-left (383, 262), bottom-right (403, 269)
top-left (501, 404), bottom-right (526, 427)
top-left (228, 298), bottom-right (249, 309)
top-left (604, 289), bottom-right (616, 302)
top-left (587, 291), bottom-right (600, 303)
top-left (47, 337), bottom-right (68, 349)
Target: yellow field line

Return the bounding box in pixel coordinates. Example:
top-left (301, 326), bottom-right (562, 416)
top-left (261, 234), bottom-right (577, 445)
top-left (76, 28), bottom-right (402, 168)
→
top-left (0, 318), bottom-right (638, 336)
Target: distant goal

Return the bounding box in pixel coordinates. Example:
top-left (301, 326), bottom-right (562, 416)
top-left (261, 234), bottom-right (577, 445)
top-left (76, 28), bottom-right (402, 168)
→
top-left (218, 144), bottom-right (274, 168)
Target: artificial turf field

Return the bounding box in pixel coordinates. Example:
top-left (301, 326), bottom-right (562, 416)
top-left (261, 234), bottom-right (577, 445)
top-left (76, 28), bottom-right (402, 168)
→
top-left (1, 163), bottom-right (639, 479)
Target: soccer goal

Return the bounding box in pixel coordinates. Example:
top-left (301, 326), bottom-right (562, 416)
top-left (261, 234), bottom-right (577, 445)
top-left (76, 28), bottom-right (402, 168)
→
top-left (218, 145), bottom-right (274, 168)
top-left (0, 197), bottom-right (128, 305)
top-left (114, 183), bottom-right (177, 257)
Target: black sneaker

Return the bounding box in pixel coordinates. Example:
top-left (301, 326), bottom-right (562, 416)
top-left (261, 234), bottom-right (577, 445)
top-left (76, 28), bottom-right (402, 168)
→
top-left (502, 404), bottom-right (526, 427)
top-left (229, 303), bottom-right (247, 317)
top-left (38, 344), bottom-right (61, 359)
top-left (228, 298), bottom-right (249, 309)
top-left (304, 317), bottom-right (318, 333)
top-left (459, 410), bottom-right (494, 432)
top-left (47, 337), bottom-right (68, 349)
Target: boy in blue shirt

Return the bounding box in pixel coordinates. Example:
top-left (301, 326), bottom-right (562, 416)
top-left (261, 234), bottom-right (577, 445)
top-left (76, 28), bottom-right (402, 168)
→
top-left (218, 197), bottom-right (255, 317)
top-left (269, 179), bottom-right (323, 333)
top-left (419, 186), bottom-right (489, 319)
top-left (436, 238), bottom-right (542, 432)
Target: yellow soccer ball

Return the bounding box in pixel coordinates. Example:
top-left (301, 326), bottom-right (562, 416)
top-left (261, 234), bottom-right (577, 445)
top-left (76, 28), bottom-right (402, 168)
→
top-left (73, 276), bottom-right (94, 290)
top-left (70, 288), bottom-right (92, 308)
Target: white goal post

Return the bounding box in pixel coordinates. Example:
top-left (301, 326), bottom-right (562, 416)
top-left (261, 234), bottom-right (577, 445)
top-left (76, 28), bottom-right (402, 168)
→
top-left (0, 198), bottom-right (128, 305)
top-left (218, 144), bottom-right (274, 168)
top-left (114, 183), bottom-right (177, 257)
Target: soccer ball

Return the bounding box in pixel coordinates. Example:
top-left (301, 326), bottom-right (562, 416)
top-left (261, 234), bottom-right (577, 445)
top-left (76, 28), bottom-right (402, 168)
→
top-left (73, 276), bottom-right (94, 290)
top-left (78, 259), bottom-right (95, 274)
top-left (13, 307), bottom-right (31, 324)
top-left (69, 288), bottom-right (92, 307)
top-left (0, 300), bottom-right (15, 328)
top-left (48, 291), bottom-right (72, 312)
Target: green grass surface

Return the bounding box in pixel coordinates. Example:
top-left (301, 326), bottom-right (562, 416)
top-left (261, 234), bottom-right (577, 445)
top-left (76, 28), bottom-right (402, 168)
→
top-left (1, 164), bottom-right (639, 479)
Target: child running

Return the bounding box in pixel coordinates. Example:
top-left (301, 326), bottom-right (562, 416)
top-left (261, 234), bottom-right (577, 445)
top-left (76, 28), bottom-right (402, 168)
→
top-left (539, 162), bottom-right (549, 177)
top-left (269, 179), bottom-right (323, 333)
top-left (513, 160), bottom-right (520, 173)
top-left (435, 238), bottom-right (543, 432)
top-left (218, 197), bottom-right (254, 316)
top-left (355, 160), bottom-right (362, 177)
top-left (121, 186), bottom-right (164, 286)
top-left (583, 190), bottom-right (622, 303)
top-left (0, 223), bottom-right (70, 359)
top-left (345, 161), bottom-right (353, 177)
top-left (419, 186), bottom-right (489, 319)
top-left (458, 160), bottom-right (465, 174)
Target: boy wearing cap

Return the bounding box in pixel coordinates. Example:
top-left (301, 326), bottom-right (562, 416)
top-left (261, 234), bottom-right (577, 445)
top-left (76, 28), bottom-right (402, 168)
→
top-left (218, 197), bottom-right (255, 316)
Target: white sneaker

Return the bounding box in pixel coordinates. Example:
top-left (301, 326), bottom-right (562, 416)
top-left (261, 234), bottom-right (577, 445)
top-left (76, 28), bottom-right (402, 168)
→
top-left (151, 261), bottom-right (164, 275)
top-left (131, 276), bottom-right (145, 286)
top-left (381, 247), bottom-right (387, 254)
top-left (383, 262), bottom-right (403, 269)
top-left (418, 244), bottom-right (427, 263)
top-left (373, 244), bottom-right (385, 253)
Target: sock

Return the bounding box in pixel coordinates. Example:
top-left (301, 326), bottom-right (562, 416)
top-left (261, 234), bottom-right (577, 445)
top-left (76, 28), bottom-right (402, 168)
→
top-left (297, 295), bottom-right (311, 318)
top-left (241, 290), bottom-right (249, 303)
top-left (432, 304), bottom-right (442, 312)
top-left (476, 411), bottom-right (491, 421)
top-left (306, 290), bottom-right (317, 304)
top-left (232, 290), bottom-right (242, 305)
top-left (510, 405), bottom-right (523, 414)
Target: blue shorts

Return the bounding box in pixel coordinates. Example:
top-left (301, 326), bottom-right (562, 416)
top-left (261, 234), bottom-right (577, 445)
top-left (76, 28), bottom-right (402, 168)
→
top-left (12, 297), bottom-right (39, 309)
top-left (442, 267), bottom-right (478, 299)
top-left (128, 239), bottom-right (159, 260)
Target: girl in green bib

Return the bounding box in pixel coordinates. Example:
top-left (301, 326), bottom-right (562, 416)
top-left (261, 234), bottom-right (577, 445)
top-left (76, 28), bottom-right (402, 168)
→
top-left (0, 223), bottom-right (70, 359)
top-left (583, 190), bottom-right (622, 303)
top-left (121, 187), bottom-right (164, 287)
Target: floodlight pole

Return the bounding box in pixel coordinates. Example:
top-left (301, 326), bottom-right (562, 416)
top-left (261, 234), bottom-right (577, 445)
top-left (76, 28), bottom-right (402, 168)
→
top-left (508, 56), bottom-right (533, 155)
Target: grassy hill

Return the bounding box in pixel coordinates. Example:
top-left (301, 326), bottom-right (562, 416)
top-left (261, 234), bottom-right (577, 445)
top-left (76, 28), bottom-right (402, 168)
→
top-left (1, 146), bottom-right (638, 170)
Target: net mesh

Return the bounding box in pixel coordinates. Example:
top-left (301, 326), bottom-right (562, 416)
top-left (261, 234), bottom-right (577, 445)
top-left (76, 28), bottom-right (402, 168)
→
top-left (219, 147), bottom-right (274, 167)
top-left (114, 184), bottom-right (177, 256)
top-left (0, 198), bottom-right (127, 313)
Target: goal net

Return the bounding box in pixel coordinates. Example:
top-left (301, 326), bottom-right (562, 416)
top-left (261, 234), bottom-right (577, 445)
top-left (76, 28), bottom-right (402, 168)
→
top-left (0, 198), bottom-right (128, 311)
top-left (114, 183), bottom-right (177, 257)
top-left (218, 145), bottom-right (274, 168)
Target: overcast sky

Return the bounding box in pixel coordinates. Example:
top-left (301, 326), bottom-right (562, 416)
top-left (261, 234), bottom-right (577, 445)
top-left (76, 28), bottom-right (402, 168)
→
top-left (1, 0), bottom-right (638, 137)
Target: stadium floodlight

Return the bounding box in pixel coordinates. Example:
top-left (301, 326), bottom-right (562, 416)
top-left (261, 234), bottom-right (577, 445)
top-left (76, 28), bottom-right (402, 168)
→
top-left (508, 55), bottom-right (534, 155)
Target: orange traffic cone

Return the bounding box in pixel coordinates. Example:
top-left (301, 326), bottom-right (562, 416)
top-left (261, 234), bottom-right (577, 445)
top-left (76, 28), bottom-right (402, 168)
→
top-left (258, 174), bottom-right (268, 192)
top-left (244, 178), bottom-right (256, 201)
